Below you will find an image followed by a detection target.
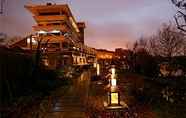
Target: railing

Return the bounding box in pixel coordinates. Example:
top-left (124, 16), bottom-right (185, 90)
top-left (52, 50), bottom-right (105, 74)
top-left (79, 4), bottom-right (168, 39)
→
top-left (34, 15), bottom-right (68, 22)
top-left (46, 48), bottom-right (60, 52)
top-left (32, 25), bottom-right (68, 32)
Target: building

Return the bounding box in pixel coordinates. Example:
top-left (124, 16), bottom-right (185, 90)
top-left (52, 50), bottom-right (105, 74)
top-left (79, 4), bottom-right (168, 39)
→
top-left (114, 48), bottom-right (132, 70)
top-left (10, 3), bottom-right (96, 69)
top-left (114, 48), bottom-right (130, 59)
top-left (96, 49), bottom-right (114, 60)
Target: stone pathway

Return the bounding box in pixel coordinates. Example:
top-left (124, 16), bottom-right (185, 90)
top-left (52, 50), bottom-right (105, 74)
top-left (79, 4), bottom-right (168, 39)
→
top-left (44, 71), bottom-right (91, 118)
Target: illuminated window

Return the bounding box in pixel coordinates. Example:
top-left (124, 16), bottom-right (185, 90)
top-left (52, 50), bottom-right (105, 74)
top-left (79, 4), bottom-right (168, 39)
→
top-left (32, 38), bottom-right (37, 45)
top-left (27, 38), bottom-right (37, 45)
top-left (111, 92), bottom-right (119, 104)
top-left (27, 38), bottom-right (30, 44)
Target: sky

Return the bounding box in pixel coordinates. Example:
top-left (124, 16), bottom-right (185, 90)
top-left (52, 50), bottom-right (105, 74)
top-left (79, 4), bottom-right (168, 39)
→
top-left (0, 0), bottom-right (177, 50)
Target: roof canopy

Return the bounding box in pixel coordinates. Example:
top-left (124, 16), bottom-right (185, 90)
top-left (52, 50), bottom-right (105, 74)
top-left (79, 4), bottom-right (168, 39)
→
top-left (25, 4), bottom-right (73, 18)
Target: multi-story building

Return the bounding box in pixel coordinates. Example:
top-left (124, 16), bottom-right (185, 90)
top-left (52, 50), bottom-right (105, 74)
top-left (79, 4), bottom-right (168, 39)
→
top-left (96, 49), bottom-right (114, 60)
top-left (10, 3), bottom-right (96, 69)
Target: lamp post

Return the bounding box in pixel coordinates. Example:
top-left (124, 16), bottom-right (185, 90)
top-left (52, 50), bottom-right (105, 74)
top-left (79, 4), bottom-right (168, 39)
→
top-left (107, 66), bottom-right (121, 107)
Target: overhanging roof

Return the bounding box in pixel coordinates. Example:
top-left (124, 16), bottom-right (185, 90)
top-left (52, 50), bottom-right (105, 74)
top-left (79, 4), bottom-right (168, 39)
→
top-left (25, 4), bottom-right (74, 19)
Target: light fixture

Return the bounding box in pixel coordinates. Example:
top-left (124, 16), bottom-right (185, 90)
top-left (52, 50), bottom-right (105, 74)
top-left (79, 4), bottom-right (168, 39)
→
top-left (27, 38), bottom-right (30, 43)
top-left (111, 67), bottom-right (116, 79)
top-left (50, 30), bottom-right (60, 33)
top-left (27, 37), bottom-right (37, 44)
top-left (97, 63), bottom-right (100, 76)
top-left (111, 92), bottom-right (119, 104)
top-left (32, 38), bottom-right (37, 44)
top-left (111, 78), bottom-right (117, 86)
top-left (38, 30), bottom-right (47, 34)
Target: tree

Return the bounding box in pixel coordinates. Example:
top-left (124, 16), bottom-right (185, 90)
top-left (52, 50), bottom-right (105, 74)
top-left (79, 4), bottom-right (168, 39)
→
top-left (171, 0), bottom-right (186, 32)
top-left (29, 34), bottom-right (50, 81)
top-left (148, 35), bottom-right (160, 56)
top-left (158, 24), bottom-right (184, 57)
top-left (149, 24), bottom-right (185, 57)
top-left (138, 37), bottom-right (148, 49)
top-left (131, 40), bottom-right (158, 76)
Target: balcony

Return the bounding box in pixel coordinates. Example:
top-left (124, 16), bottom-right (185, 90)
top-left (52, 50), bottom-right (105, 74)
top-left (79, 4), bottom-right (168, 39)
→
top-left (34, 15), bottom-right (68, 22)
top-left (46, 48), bottom-right (61, 52)
top-left (38, 35), bottom-right (65, 42)
top-left (33, 25), bottom-right (68, 32)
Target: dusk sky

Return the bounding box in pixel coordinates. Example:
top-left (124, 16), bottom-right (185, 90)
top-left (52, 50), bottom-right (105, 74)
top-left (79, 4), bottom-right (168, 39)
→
top-left (0, 0), bottom-right (177, 50)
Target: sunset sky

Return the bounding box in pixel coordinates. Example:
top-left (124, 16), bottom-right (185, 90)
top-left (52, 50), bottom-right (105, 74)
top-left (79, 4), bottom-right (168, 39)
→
top-left (0, 0), bottom-right (177, 50)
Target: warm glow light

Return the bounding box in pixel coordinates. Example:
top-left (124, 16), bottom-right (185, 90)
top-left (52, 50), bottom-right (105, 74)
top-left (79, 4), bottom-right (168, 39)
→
top-left (93, 62), bottom-right (97, 68)
top-left (32, 38), bottom-right (37, 44)
top-left (27, 37), bottom-right (37, 45)
top-left (43, 59), bottom-right (49, 66)
top-left (69, 17), bottom-right (80, 32)
top-left (97, 63), bottom-right (100, 76)
top-left (38, 30), bottom-right (47, 34)
top-left (111, 67), bottom-right (115, 79)
top-left (50, 30), bottom-right (60, 33)
top-left (111, 78), bottom-right (117, 86)
top-left (111, 86), bottom-right (117, 92)
top-left (27, 38), bottom-right (30, 43)
top-left (111, 92), bottom-right (119, 104)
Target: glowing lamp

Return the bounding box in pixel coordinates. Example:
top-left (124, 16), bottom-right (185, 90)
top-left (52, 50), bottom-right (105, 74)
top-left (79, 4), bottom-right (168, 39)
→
top-left (38, 30), bottom-right (47, 34)
top-left (27, 38), bottom-right (30, 43)
top-left (32, 38), bottom-right (37, 44)
top-left (97, 64), bottom-right (100, 76)
top-left (111, 78), bottom-right (117, 86)
top-left (51, 30), bottom-right (60, 33)
top-left (111, 68), bottom-right (116, 79)
top-left (111, 92), bottom-right (119, 104)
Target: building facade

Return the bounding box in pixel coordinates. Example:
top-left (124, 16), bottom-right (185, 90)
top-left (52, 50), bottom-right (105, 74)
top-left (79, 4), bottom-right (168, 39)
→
top-left (11, 3), bottom-right (96, 69)
top-left (96, 49), bottom-right (114, 60)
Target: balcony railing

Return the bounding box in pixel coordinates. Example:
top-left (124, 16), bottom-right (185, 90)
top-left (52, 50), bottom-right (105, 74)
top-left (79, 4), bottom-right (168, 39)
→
top-left (34, 15), bottom-right (68, 22)
top-left (32, 25), bottom-right (68, 32)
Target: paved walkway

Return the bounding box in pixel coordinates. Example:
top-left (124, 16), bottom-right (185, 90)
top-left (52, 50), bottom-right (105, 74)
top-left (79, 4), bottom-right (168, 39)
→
top-left (44, 71), bottom-right (91, 118)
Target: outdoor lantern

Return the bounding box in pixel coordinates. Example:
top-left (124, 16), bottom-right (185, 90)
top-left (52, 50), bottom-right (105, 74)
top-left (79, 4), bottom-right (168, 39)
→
top-left (111, 67), bottom-right (115, 79)
top-left (111, 78), bottom-right (117, 86)
top-left (110, 66), bottom-right (117, 86)
top-left (111, 92), bottom-right (119, 104)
